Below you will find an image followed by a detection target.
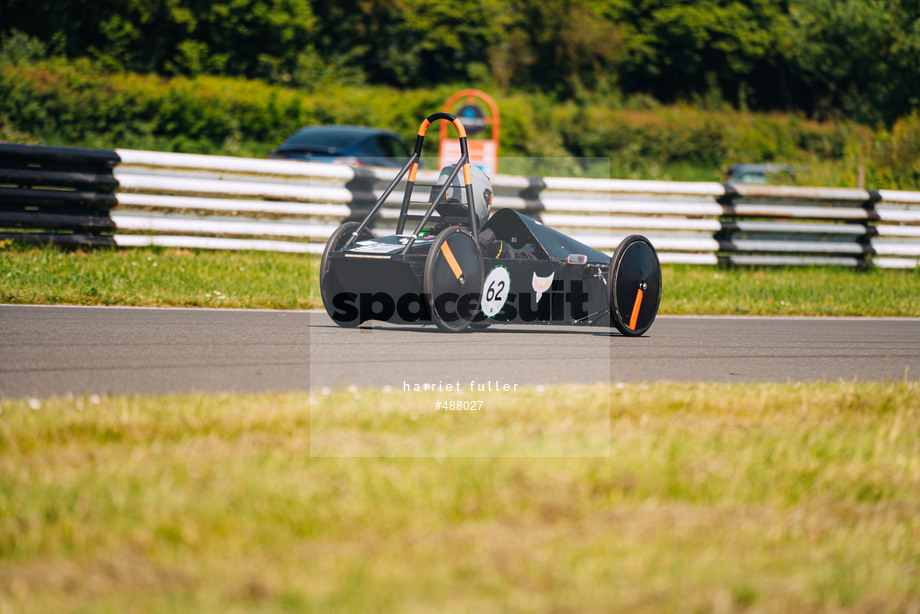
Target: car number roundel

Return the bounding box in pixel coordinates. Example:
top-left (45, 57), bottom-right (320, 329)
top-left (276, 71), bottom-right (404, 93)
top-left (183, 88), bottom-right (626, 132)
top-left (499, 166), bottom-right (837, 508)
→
top-left (481, 266), bottom-right (510, 318)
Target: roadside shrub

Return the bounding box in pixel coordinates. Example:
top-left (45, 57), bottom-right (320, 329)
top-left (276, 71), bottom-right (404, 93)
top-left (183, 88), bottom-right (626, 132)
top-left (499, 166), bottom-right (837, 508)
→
top-left (0, 58), bottom-right (902, 186)
top-left (867, 111), bottom-right (920, 189)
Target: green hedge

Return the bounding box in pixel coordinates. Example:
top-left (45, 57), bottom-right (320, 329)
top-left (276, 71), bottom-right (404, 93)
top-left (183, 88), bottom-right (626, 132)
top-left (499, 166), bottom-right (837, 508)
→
top-left (4, 58), bottom-right (914, 187)
top-left (868, 111), bottom-right (920, 190)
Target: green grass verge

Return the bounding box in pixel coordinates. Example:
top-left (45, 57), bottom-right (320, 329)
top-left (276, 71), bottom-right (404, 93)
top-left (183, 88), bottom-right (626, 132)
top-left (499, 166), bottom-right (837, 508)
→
top-left (1, 382), bottom-right (919, 612)
top-left (2, 243), bottom-right (919, 316)
top-left (0, 244), bottom-right (320, 310)
top-left (664, 264), bottom-right (920, 317)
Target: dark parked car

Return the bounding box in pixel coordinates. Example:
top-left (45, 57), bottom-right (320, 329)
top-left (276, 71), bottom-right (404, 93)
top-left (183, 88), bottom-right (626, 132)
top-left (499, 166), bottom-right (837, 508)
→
top-left (726, 163), bottom-right (797, 185)
top-left (268, 125), bottom-right (411, 168)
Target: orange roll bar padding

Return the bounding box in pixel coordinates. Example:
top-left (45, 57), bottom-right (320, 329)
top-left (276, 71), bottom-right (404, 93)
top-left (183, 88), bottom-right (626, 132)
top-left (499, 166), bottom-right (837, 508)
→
top-left (414, 113), bottom-right (470, 163)
top-left (462, 163), bottom-right (472, 185)
top-left (629, 288), bottom-right (645, 330)
top-left (418, 119), bottom-right (431, 137)
top-left (452, 119), bottom-right (467, 139)
top-left (418, 113), bottom-right (466, 139)
top-left (440, 242), bottom-right (464, 281)
top-left (407, 162), bottom-right (419, 183)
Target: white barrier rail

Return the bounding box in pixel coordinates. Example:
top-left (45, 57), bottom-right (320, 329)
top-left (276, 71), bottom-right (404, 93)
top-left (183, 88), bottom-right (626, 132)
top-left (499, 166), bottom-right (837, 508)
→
top-left (2, 144), bottom-right (920, 268)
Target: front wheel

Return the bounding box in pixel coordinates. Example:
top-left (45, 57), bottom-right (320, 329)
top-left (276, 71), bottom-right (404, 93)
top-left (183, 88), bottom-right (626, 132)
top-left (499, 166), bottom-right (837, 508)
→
top-left (320, 222), bottom-right (372, 328)
top-left (423, 226), bottom-right (484, 332)
top-left (608, 235), bottom-right (661, 336)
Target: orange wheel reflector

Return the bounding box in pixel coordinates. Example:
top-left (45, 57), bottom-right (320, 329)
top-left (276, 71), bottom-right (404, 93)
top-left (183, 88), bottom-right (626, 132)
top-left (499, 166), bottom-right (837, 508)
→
top-left (440, 242), bottom-right (463, 281)
top-left (629, 288), bottom-right (645, 330)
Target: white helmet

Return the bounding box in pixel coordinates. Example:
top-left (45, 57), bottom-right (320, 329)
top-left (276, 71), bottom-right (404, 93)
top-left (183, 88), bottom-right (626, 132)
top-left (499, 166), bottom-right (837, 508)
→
top-left (433, 164), bottom-right (493, 229)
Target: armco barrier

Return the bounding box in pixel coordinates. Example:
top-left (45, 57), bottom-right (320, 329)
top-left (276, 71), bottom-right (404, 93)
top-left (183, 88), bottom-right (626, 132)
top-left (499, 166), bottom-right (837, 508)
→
top-left (0, 143), bottom-right (119, 246)
top-left (2, 142), bottom-right (920, 268)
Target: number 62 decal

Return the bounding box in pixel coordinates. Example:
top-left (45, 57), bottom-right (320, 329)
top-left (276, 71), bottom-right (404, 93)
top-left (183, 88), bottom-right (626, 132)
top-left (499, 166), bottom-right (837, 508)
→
top-left (480, 266), bottom-right (510, 318)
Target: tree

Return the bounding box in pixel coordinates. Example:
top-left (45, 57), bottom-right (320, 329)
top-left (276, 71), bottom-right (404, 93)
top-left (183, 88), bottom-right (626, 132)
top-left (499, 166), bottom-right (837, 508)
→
top-left (782, 0), bottom-right (920, 125)
top-left (0, 0), bottom-right (317, 80)
top-left (310, 0), bottom-right (508, 87)
top-left (489, 0), bottom-right (627, 97)
top-left (601, 0), bottom-right (790, 109)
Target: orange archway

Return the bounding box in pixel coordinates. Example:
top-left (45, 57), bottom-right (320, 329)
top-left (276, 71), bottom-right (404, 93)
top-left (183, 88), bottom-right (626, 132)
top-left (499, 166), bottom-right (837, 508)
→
top-left (439, 89), bottom-right (501, 174)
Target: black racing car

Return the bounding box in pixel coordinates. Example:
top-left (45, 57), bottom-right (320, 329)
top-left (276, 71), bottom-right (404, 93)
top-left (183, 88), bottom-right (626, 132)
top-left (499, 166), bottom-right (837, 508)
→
top-left (319, 112), bottom-right (661, 335)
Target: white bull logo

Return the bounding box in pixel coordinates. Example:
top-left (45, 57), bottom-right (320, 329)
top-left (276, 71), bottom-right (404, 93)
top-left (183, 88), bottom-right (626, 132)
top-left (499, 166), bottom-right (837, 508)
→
top-left (532, 272), bottom-right (554, 303)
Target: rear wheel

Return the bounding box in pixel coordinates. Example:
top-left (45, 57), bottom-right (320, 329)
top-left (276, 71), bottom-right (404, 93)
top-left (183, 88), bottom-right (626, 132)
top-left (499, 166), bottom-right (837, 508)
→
top-left (320, 222), bottom-right (372, 328)
top-left (608, 235), bottom-right (661, 336)
top-left (423, 227), bottom-right (484, 332)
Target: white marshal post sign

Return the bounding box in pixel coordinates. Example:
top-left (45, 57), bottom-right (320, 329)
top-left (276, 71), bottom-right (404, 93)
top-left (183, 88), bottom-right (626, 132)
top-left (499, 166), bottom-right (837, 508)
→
top-left (438, 89), bottom-right (501, 176)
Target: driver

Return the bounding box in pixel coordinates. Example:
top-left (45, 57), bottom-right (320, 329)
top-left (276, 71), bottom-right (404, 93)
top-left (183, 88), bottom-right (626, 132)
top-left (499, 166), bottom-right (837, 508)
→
top-left (428, 164), bottom-right (536, 259)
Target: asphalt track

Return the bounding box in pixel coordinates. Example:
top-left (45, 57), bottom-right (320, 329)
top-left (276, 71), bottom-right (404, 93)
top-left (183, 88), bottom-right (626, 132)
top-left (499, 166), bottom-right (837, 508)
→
top-left (1, 304), bottom-right (919, 398)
